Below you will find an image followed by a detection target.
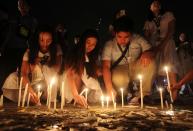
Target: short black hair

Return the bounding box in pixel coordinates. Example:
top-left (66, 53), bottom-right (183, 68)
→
top-left (113, 16), bottom-right (134, 33)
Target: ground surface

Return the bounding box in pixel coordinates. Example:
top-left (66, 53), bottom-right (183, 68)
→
top-left (0, 103), bottom-right (193, 131)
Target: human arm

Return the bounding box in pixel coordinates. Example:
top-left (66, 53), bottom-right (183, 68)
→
top-left (66, 68), bottom-right (87, 108)
top-left (21, 61), bottom-right (39, 104)
top-left (102, 60), bottom-right (117, 98)
top-left (173, 69), bottom-right (193, 90)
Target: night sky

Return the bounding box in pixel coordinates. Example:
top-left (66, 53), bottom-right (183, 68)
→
top-left (1, 0), bottom-right (193, 41)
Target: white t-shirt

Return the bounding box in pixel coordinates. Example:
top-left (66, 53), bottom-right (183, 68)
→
top-left (22, 45), bottom-right (62, 83)
top-left (102, 34), bottom-right (151, 65)
top-left (144, 12), bottom-right (175, 47)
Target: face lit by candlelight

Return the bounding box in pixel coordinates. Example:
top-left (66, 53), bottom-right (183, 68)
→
top-left (116, 31), bottom-right (132, 46)
top-left (85, 37), bottom-right (97, 53)
top-left (150, 0), bottom-right (161, 14)
top-left (39, 32), bottom-right (53, 54)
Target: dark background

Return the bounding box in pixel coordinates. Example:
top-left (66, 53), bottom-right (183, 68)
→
top-left (1, 0), bottom-right (193, 41)
top-left (0, 0), bottom-right (193, 94)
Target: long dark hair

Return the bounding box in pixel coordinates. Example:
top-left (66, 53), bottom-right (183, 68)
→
top-left (65, 29), bottom-right (100, 78)
top-left (28, 25), bottom-right (57, 67)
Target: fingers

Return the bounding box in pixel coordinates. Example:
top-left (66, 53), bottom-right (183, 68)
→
top-left (75, 95), bottom-right (88, 108)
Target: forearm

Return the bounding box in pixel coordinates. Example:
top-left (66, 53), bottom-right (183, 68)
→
top-left (103, 67), bottom-right (113, 91)
top-left (66, 70), bottom-right (79, 97)
top-left (179, 70), bottom-right (193, 86)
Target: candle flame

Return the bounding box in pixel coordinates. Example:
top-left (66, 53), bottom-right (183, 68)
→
top-left (138, 74), bottom-right (142, 80)
top-left (164, 66), bottom-right (169, 71)
top-left (101, 95), bottom-right (104, 101)
top-left (50, 77), bottom-right (56, 87)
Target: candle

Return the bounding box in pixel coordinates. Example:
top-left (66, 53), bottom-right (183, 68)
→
top-left (0, 95), bottom-right (3, 107)
top-left (37, 85), bottom-right (41, 99)
top-left (120, 88), bottom-right (124, 107)
top-left (46, 85), bottom-right (50, 106)
top-left (48, 77), bottom-right (55, 110)
top-left (111, 91), bottom-right (115, 105)
top-left (159, 88), bottom-right (164, 109)
top-left (138, 74), bottom-right (143, 109)
top-left (61, 81), bottom-right (65, 110)
top-left (22, 83), bottom-right (28, 107)
top-left (101, 95), bottom-right (104, 108)
top-left (164, 66), bottom-right (174, 110)
top-left (106, 96), bottom-right (109, 108)
top-left (54, 82), bottom-right (58, 111)
top-left (164, 66), bottom-right (173, 102)
top-left (114, 102), bottom-right (116, 110)
top-left (37, 85), bottom-right (41, 104)
top-left (27, 93), bottom-right (31, 107)
top-left (18, 77), bottom-right (23, 107)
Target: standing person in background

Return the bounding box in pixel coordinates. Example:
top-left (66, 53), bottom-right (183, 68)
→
top-left (144, 0), bottom-right (180, 100)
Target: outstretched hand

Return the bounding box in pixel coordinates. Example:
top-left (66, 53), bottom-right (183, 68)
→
top-left (28, 87), bottom-right (39, 105)
top-left (74, 94), bottom-right (88, 108)
top-left (139, 51), bottom-right (154, 67)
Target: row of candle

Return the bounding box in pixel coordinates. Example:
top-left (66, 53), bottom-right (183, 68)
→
top-left (16, 65), bottom-right (173, 111)
top-left (99, 66), bottom-right (173, 110)
top-left (17, 76), bottom-right (66, 111)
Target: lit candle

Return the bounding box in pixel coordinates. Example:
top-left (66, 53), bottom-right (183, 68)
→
top-left (27, 93), bottom-right (31, 107)
top-left (61, 81), bottom-right (64, 110)
top-left (37, 85), bottom-right (41, 99)
top-left (111, 91), bottom-right (115, 105)
top-left (18, 77), bottom-right (23, 107)
top-left (49, 77), bottom-right (55, 110)
top-left (37, 85), bottom-right (41, 104)
top-left (114, 102), bottom-right (116, 110)
top-left (138, 74), bottom-right (143, 109)
top-left (159, 88), bottom-right (164, 109)
top-left (46, 85), bottom-right (50, 106)
top-left (0, 95), bottom-right (3, 107)
top-left (164, 66), bottom-right (174, 110)
top-left (22, 83), bottom-right (28, 107)
top-left (120, 88), bottom-right (124, 107)
top-left (100, 95), bottom-right (104, 108)
top-left (106, 96), bottom-right (109, 108)
top-left (54, 81), bottom-right (58, 111)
